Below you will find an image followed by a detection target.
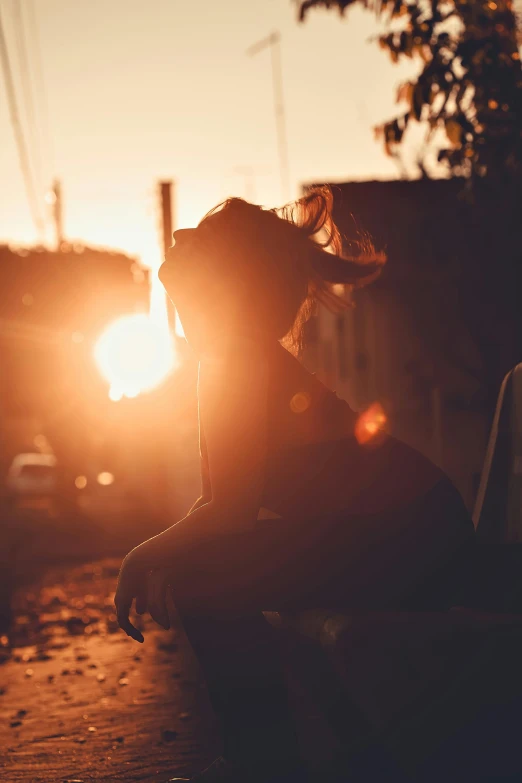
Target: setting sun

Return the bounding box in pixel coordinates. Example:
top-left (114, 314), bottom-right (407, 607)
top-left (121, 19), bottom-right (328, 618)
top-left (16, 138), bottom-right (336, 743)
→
top-left (94, 313), bottom-right (175, 401)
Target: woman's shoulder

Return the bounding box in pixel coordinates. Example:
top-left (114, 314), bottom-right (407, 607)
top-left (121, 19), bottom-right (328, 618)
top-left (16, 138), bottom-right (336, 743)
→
top-left (197, 334), bottom-right (273, 389)
top-left (198, 333), bottom-right (328, 393)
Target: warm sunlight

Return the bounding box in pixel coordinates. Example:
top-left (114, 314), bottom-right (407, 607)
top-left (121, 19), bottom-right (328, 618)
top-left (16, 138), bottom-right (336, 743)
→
top-left (94, 312), bottom-right (175, 401)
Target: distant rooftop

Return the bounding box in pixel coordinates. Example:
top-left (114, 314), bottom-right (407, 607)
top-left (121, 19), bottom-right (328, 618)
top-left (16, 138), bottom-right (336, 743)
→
top-left (0, 243), bottom-right (149, 335)
top-left (302, 177), bottom-right (522, 284)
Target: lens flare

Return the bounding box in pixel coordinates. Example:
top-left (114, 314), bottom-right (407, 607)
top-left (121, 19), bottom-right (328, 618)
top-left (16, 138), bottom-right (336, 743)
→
top-left (97, 471), bottom-right (115, 486)
top-left (355, 402), bottom-right (387, 444)
top-left (94, 313), bottom-right (175, 400)
top-left (290, 391), bottom-right (311, 414)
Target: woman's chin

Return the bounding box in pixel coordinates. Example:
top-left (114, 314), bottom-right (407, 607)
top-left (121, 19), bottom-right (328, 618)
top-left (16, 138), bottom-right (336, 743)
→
top-left (158, 257), bottom-right (177, 285)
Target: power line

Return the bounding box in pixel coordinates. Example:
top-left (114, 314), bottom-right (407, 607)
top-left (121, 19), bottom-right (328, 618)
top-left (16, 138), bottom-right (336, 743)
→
top-left (0, 4), bottom-right (45, 238)
top-left (246, 31), bottom-right (291, 204)
top-left (24, 0), bottom-right (54, 174)
top-left (11, 0), bottom-right (44, 197)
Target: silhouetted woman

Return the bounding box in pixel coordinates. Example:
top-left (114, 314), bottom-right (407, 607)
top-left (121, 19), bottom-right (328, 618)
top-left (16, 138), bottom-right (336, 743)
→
top-left (115, 188), bottom-right (475, 783)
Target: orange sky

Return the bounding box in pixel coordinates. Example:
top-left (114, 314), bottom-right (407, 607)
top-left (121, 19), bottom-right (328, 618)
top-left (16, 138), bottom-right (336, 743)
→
top-left (0, 0), bottom-right (422, 268)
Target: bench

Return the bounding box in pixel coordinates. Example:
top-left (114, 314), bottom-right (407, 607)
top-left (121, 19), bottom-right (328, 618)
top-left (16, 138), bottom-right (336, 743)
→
top-left (264, 363), bottom-right (522, 780)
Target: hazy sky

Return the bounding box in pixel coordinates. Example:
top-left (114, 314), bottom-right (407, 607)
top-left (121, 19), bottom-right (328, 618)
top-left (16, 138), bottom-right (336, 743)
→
top-left (0, 0), bottom-right (420, 267)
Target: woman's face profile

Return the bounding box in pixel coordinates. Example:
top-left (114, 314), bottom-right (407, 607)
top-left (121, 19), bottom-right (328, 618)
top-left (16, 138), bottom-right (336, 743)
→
top-left (171, 228), bottom-right (196, 248)
top-left (160, 227), bottom-right (207, 299)
top-left (159, 223), bottom-right (238, 349)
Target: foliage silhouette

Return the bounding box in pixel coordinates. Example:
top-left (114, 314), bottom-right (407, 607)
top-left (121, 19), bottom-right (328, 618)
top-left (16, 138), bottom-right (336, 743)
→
top-left (299, 0), bottom-right (522, 183)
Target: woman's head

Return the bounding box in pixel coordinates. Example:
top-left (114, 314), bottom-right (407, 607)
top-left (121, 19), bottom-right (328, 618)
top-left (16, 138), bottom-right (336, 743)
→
top-left (159, 186), bottom-right (385, 355)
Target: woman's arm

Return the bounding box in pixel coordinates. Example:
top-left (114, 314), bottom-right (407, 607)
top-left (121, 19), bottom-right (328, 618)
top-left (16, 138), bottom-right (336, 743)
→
top-left (115, 340), bottom-right (269, 638)
top-left (186, 381), bottom-right (212, 514)
top-left (196, 344), bottom-right (268, 522)
top-left (164, 343), bottom-right (268, 541)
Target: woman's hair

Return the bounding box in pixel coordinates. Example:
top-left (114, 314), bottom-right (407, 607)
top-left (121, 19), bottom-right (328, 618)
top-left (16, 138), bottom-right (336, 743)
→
top-left (197, 185), bottom-right (386, 356)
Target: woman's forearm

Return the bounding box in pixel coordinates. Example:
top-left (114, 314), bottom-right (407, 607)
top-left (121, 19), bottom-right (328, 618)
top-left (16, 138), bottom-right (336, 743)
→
top-left (138, 502), bottom-right (257, 568)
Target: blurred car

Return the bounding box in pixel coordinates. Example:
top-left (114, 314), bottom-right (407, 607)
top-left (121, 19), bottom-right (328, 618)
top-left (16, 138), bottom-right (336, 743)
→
top-left (5, 453), bottom-right (58, 508)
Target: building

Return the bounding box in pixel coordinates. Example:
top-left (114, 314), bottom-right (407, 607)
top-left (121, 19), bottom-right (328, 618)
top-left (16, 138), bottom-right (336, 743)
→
top-left (0, 243), bottom-right (149, 492)
top-left (304, 179), bottom-right (522, 508)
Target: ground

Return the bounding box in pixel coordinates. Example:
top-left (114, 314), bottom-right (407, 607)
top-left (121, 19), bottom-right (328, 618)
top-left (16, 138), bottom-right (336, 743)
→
top-left (0, 559), bottom-right (221, 783)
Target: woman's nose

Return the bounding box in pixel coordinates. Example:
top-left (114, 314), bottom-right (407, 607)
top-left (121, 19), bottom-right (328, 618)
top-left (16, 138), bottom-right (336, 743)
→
top-left (172, 228), bottom-right (195, 245)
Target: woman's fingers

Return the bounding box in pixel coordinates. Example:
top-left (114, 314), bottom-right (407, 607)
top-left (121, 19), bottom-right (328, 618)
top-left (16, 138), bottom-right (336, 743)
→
top-left (115, 555), bottom-right (145, 643)
top-left (147, 570), bottom-right (170, 630)
top-left (135, 587), bottom-right (147, 616)
top-left (114, 548), bottom-right (174, 639)
top-left (115, 590), bottom-right (144, 643)
top-left (148, 571), bottom-right (170, 630)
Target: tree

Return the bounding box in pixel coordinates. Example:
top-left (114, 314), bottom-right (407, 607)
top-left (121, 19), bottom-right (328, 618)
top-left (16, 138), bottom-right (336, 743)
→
top-left (299, 0), bottom-right (522, 183)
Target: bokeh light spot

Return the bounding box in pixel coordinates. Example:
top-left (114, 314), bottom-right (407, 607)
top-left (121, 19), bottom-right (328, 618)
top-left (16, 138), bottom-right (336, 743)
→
top-left (290, 391), bottom-right (311, 414)
top-left (355, 402), bottom-right (387, 444)
top-left (75, 476), bottom-right (88, 490)
top-left (97, 472), bottom-right (114, 486)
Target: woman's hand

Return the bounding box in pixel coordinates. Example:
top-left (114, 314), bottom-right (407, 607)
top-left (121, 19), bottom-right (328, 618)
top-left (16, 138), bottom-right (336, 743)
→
top-left (142, 569), bottom-right (172, 632)
top-left (114, 519), bottom-right (194, 641)
top-left (114, 538), bottom-right (167, 643)
top-left (115, 544), bottom-right (174, 642)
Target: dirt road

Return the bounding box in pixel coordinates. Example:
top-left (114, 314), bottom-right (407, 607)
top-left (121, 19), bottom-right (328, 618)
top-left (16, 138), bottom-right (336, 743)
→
top-left (0, 559), bottom-right (220, 783)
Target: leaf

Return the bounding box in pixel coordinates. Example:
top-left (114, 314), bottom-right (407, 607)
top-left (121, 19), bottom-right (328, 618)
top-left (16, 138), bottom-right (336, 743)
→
top-left (445, 118), bottom-right (463, 147)
top-left (454, 81), bottom-right (468, 110)
top-left (396, 81), bottom-right (413, 103)
top-left (399, 31), bottom-right (413, 57)
top-left (414, 43), bottom-right (431, 63)
top-left (390, 119), bottom-right (404, 143)
top-left (411, 83), bottom-right (424, 120)
top-left (429, 84), bottom-right (439, 104)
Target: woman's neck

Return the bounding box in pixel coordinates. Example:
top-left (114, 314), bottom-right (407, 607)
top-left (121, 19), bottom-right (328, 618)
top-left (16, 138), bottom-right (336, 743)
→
top-left (191, 328), bottom-right (274, 358)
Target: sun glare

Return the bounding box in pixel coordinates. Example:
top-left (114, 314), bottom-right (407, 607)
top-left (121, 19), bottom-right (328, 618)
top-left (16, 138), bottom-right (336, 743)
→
top-left (94, 313), bottom-right (175, 400)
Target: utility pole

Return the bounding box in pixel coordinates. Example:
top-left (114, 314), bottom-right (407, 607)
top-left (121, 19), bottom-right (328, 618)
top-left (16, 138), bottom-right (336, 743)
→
top-left (247, 31), bottom-right (291, 203)
top-left (52, 179), bottom-right (63, 249)
top-left (157, 180), bottom-right (177, 520)
top-left (160, 181), bottom-right (173, 260)
top-left (157, 179), bottom-right (199, 522)
top-left (159, 180), bottom-right (176, 331)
